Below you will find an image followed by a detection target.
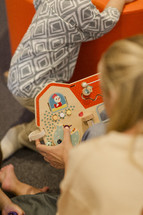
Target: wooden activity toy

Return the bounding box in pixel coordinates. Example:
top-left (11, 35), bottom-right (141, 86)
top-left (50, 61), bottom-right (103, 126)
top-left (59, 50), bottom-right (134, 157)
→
top-left (28, 73), bottom-right (106, 146)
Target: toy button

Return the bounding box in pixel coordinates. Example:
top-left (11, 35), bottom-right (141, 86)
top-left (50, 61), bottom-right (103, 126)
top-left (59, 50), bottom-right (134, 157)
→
top-left (81, 82), bottom-right (88, 88)
top-left (57, 139), bottom-right (62, 144)
top-left (79, 111), bottom-right (83, 117)
top-left (82, 85), bottom-right (93, 96)
top-left (52, 114), bottom-right (58, 121)
top-left (60, 112), bottom-right (65, 118)
top-left (67, 109), bottom-right (72, 116)
top-left (45, 141), bottom-right (52, 146)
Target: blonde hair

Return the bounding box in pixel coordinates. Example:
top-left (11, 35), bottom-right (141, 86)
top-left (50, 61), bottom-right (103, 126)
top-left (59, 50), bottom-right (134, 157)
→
top-left (100, 35), bottom-right (143, 132)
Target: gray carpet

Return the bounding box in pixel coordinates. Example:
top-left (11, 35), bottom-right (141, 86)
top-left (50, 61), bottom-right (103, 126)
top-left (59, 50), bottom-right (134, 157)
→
top-left (0, 0), bottom-right (64, 195)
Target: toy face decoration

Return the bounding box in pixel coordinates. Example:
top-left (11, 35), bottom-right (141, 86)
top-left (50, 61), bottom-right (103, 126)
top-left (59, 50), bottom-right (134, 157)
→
top-left (48, 93), bottom-right (67, 112)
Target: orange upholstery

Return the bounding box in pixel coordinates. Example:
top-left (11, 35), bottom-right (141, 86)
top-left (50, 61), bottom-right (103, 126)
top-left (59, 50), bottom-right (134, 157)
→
top-left (5, 0), bottom-right (35, 55)
top-left (5, 0), bottom-right (143, 82)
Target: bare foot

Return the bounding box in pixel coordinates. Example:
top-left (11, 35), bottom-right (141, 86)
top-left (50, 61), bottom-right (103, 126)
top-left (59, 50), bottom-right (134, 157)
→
top-left (0, 164), bottom-right (49, 195)
top-left (40, 186), bottom-right (49, 192)
top-left (0, 164), bottom-right (18, 193)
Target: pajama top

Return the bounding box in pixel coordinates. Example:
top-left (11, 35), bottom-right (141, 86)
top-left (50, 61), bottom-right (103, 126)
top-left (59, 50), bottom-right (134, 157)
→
top-left (8, 0), bottom-right (120, 98)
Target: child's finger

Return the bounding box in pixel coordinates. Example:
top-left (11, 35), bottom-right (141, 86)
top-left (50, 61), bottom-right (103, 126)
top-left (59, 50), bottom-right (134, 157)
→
top-left (35, 139), bottom-right (41, 147)
top-left (63, 127), bottom-right (72, 145)
top-left (35, 139), bottom-right (55, 154)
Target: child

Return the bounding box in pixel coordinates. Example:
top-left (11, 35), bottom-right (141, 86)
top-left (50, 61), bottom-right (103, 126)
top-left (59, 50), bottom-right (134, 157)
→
top-left (1, 0), bottom-right (136, 160)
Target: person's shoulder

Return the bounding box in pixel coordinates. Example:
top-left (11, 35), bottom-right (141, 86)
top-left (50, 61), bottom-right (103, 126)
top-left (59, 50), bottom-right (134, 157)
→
top-left (70, 133), bottom-right (112, 160)
top-left (70, 131), bottom-right (124, 163)
top-left (77, 131), bottom-right (116, 148)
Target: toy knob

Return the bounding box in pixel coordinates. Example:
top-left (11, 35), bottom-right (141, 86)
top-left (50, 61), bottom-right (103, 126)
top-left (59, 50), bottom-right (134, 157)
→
top-left (81, 82), bottom-right (88, 88)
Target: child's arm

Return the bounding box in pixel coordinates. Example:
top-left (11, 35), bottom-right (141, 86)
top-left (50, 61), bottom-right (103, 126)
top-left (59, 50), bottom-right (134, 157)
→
top-left (0, 189), bottom-right (25, 215)
top-left (72, 0), bottom-right (136, 41)
top-left (105, 0), bottom-right (136, 12)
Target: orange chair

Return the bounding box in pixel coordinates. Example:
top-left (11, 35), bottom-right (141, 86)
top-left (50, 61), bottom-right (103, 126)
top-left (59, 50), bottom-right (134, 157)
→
top-left (5, 0), bottom-right (143, 82)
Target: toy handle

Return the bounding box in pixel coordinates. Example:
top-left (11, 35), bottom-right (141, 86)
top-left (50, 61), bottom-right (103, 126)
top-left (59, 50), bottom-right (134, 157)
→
top-left (8, 212), bottom-right (18, 215)
top-left (28, 129), bottom-right (45, 141)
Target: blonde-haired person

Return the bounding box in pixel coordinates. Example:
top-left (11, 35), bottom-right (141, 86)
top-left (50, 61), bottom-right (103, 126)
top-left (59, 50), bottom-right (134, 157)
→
top-left (36, 34), bottom-right (143, 215)
top-left (101, 35), bottom-right (143, 133)
top-left (1, 34), bottom-right (143, 215)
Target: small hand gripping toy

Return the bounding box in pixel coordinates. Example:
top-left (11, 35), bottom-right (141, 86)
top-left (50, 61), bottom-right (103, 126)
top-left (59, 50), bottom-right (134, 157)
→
top-left (28, 74), bottom-right (107, 146)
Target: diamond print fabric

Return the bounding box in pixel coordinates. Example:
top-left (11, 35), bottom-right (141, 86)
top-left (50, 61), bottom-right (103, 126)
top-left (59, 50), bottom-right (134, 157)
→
top-left (8, 0), bottom-right (120, 98)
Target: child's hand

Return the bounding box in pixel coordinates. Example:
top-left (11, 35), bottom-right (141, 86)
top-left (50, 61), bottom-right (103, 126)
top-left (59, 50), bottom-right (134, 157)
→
top-left (125, 0), bottom-right (137, 3)
top-left (2, 202), bottom-right (25, 215)
top-left (35, 127), bottom-right (73, 169)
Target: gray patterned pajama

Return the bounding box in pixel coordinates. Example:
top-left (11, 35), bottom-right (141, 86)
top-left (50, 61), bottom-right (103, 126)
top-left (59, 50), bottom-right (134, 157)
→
top-left (2, 0), bottom-right (120, 159)
top-left (8, 0), bottom-right (120, 98)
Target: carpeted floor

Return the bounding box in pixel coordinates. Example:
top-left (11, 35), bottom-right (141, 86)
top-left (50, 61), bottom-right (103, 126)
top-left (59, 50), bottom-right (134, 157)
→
top-left (0, 0), bottom-right (64, 195)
